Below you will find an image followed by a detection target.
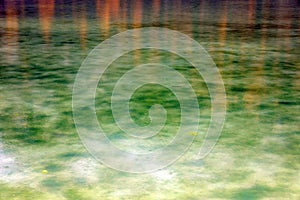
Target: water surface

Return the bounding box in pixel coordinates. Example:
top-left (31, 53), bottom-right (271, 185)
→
top-left (0, 0), bottom-right (299, 199)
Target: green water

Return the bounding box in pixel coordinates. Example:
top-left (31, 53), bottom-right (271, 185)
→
top-left (0, 0), bottom-right (299, 199)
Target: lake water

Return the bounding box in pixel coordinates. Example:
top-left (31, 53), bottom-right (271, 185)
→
top-left (0, 0), bottom-right (299, 199)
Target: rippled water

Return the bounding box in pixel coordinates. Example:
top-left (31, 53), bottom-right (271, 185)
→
top-left (0, 0), bottom-right (299, 199)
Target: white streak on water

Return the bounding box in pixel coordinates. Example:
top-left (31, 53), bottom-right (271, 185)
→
top-left (0, 137), bottom-right (27, 183)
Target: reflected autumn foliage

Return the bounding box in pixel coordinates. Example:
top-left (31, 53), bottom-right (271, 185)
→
top-left (38, 0), bottom-right (55, 43)
top-left (3, 0), bottom-right (19, 64)
top-left (132, 0), bottom-right (142, 28)
top-left (243, 0), bottom-right (267, 117)
top-left (96, 0), bottom-right (120, 37)
top-left (79, 3), bottom-right (87, 50)
top-left (0, 0), bottom-right (298, 140)
top-left (0, 0), bottom-right (298, 70)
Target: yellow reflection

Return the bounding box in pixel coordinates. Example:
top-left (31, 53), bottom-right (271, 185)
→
top-left (38, 0), bottom-right (55, 43)
top-left (4, 0), bottom-right (19, 64)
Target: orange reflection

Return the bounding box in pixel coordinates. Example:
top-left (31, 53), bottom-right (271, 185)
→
top-left (96, 0), bottom-right (109, 35)
top-left (110, 0), bottom-right (120, 19)
top-left (4, 0), bottom-right (19, 64)
top-left (38, 0), bottom-right (55, 43)
top-left (102, 1), bottom-right (110, 36)
top-left (133, 0), bottom-right (142, 28)
top-left (96, 0), bottom-right (120, 37)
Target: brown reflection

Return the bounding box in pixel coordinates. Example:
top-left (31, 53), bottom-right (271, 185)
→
top-left (214, 0), bottom-right (228, 76)
top-left (243, 0), bottom-right (267, 117)
top-left (38, 0), bottom-right (55, 43)
top-left (199, 0), bottom-right (204, 30)
top-left (132, 0), bottom-right (143, 62)
top-left (294, 5), bottom-right (300, 92)
top-left (79, 4), bottom-right (87, 50)
top-left (172, 0), bottom-right (182, 53)
top-left (248, 0), bottom-right (256, 24)
top-left (20, 0), bottom-right (25, 18)
top-left (219, 1), bottom-right (228, 49)
top-left (153, 0), bottom-right (160, 17)
top-left (271, 0), bottom-right (298, 133)
top-left (121, 0), bottom-right (128, 28)
top-left (3, 0), bottom-right (19, 64)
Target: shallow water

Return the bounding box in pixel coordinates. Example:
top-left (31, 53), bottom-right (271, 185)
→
top-left (0, 0), bottom-right (299, 199)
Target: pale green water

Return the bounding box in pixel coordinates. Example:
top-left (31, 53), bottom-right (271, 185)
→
top-left (0, 0), bottom-right (299, 199)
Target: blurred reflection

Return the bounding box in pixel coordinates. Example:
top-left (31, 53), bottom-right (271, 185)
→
top-left (153, 0), bottom-right (160, 18)
top-left (132, 0), bottom-right (143, 62)
top-left (248, 0), bottom-right (256, 24)
top-left (295, 5), bottom-right (300, 92)
top-left (110, 0), bottom-right (120, 19)
top-left (217, 0), bottom-right (228, 95)
top-left (96, 0), bottom-right (120, 37)
top-left (0, 0), bottom-right (299, 196)
top-left (3, 0), bottom-right (19, 64)
top-left (198, 0), bottom-right (204, 31)
top-left (219, 1), bottom-right (227, 49)
top-left (243, 0), bottom-right (267, 116)
top-left (20, 0), bottom-right (25, 18)
top-left (38, 0), bottom-right (55, 43)
top-left (132, 0), bottom-right (142, 28)
top-left (96, 0), bottom-right (107, 35)
top-left (79, 3), bottom-right (87, 50)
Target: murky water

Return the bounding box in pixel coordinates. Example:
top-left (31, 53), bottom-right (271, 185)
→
top-left (0, 0), bottom-right (299, 199)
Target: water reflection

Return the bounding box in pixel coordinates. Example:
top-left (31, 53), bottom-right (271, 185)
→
top-left (96, 0), bottom-right (121, 37)
top-left (243, 0), bottom-right (268, 116)
top-left (152, 0), bottom-right (160, 19)
top-left (3, 0), bottom-right (19, 64)
top-left (133, 0), bottom-right (142, 28)
top-left (38, 0), bottom-right (55, 43)
top-left (96, 0), bottom-right (111, 37)
top-left (79, 2), bottom-right (87, 50)
top-left (218, 1), bottom-right (227, 49)
top-left (0, 0), bottom-right (299, 198)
